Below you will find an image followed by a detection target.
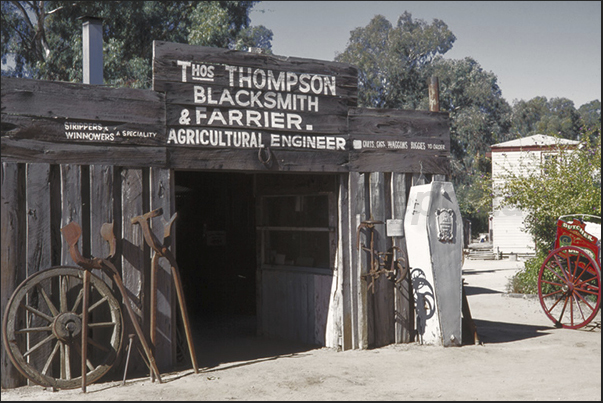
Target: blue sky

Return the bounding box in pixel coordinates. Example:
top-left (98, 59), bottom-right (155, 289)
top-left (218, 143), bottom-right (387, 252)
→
top-left (250, 1), bottom-right (601, 107)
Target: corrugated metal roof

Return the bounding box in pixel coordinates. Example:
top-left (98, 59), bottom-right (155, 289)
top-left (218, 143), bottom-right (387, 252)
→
top-left (491, 134), bottom-right (580, 149)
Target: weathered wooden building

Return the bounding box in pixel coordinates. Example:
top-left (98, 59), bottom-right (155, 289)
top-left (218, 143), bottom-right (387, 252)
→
top-left (1, 41), bottom-right (450, 388)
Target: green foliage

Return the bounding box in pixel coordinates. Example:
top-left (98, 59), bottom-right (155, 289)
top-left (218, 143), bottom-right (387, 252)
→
top-left (497, 129), bottom-right (601, 256)
top-left (334, 12), bottom-right (456, 109)
top-left (1, 1), bottom-right (272, 88)
top-left (506, 252), bottom-right (548, 294)
top-left (510, 96), bottom-right (583, 140)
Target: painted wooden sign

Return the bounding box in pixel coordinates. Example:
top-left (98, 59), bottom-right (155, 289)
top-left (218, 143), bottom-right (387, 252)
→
top-left (153, 41), bottom-right (357, 152)
top-left (2, 41), bottom-right (450, 173)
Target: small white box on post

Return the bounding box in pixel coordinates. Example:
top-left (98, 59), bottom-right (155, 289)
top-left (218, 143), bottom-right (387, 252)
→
top-left (404, 181), bottom-right (463, 346)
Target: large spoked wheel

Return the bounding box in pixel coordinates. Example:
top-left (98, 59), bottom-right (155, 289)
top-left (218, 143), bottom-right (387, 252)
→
top-left (2, 266), bottom-right (123, 389)
top-left (538, 247), bottom-right (601, 329)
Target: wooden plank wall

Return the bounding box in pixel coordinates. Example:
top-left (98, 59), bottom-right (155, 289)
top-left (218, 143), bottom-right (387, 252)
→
top-left (0, 162), bottom-right (175, 388)
top-left (335, 171), bottom-right (446, 350)
top-left (259, 268), bottom-right (332, 345)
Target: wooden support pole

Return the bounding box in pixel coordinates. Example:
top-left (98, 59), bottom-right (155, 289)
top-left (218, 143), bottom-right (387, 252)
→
top-left (428, 76), bottom-right (440, 112)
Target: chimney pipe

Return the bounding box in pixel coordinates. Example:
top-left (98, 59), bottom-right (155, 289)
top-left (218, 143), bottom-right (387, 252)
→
top-left (81, 16), bottom-right (103, 85)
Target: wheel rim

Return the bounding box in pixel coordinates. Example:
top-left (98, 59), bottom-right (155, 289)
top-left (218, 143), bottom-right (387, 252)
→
top-left (538, 247), bottom-right (601, 329)
top-left (2, 266), bottom-right (123, 389)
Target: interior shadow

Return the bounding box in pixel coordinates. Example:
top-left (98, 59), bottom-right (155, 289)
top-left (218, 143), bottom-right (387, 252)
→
top-left (473, 318), bottom-right (552, 344)
top-left (190, 314), bottom-right (320, 370)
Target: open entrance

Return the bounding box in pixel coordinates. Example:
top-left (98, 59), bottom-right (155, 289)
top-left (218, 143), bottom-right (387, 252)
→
top-left (174, 171), bottom-right (321, 369)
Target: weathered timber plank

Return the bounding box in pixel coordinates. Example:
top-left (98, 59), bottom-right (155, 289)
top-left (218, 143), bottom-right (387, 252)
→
top-left (1, 138), bottom-right (167, 167)
top-left (61, 164), bottom-right (83, 266)
top-left (2, 114), bottom-right (164, 147)
top-left (1, 162), bottom-right (27, 388)
top-left (120, 168), bottom-right (148, 373)
top-left (25, 163), bottom-right (54, 374)
top-left (150, 168), bottom-right (175, 370)
top-left (348, 108), bottom-right (449, 137)
top-left (1, 77), bottom-right (165, 126)
top-left (351, 172), bottom-right (369, 349)
top-left (391, 173), bottom-right (413, 343)
top-left (167, 147), bottom-right (349, 172)
top-left (347, 153), bottom-right (450, 175)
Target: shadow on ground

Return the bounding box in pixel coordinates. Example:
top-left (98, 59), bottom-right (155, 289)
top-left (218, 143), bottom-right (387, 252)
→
top-left (180, 314), bottom-right (320, 371)
top-left (473, 319), bottom-right (552, 344)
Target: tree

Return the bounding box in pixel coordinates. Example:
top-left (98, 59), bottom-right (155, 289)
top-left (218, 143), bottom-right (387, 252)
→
top-left (334, 12), bottom-right (456, 109)
top-left (334, 13), bottom-right (514, 233)
top-left (1, 1), bottom-right (273, 88)
top-left (510, 96), bottom-right (583, 140)
top-left (496, 129), bottom-right (601, 293)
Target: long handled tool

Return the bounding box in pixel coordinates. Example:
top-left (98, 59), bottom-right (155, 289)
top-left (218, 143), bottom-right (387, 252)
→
top-left (131, 208), bottom-right (199, 375)
top-left (61, 222), bottom-right (163, 387)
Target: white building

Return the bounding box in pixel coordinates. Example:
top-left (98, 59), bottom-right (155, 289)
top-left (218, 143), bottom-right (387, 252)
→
top-left (490, 134), bottom-right (580, 255)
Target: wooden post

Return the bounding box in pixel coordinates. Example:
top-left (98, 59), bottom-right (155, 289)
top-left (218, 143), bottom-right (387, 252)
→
top-left (1, 163), bottom-right (27, 388)
top-left (428, 76), bottom-right (440, 112)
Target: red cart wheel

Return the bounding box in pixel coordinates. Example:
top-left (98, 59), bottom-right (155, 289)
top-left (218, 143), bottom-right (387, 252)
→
top-left (538, 246), bottom-right (601, 329)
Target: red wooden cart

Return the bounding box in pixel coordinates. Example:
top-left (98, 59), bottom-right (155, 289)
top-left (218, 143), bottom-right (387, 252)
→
top-left (538, 214), bottom-right (601, 329)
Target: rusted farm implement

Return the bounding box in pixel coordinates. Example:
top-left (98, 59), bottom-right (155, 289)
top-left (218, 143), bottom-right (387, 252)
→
top-left (538, 214), bottom-right (601, 329)
top-left (2, 209), bottom-right (197, 391)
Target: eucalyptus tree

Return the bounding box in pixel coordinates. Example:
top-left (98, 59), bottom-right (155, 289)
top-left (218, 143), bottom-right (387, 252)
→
top-left (335, 12), bottom-right (456, 110)
top-left (1, 1), bottom-right (272, 88)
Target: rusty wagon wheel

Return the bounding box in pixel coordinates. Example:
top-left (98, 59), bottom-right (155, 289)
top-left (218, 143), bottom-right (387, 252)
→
top-left (538, 246), bottom-right (601, 329)
top-left (2, 266), bottom-right (123, 389)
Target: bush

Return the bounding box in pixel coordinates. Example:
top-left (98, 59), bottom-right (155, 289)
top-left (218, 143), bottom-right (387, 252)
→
top-left (506, 252), bottom-right (548, 294)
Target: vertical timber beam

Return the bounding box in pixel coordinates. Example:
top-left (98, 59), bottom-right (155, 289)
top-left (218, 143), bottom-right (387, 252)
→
top-left (349, 172), bottom-right (368, 349)
top-left (369, 172), bottom-right (394, 347)
top-left (61, 164), bottom-right (83, 266)
top-left (1, 162), bottom-right (27, 388)
top-left (121, 168), bottom-right (149, 373)
top-left (25, 163), bottom-right (53, 371)
top-left (338, 173), bottom-right (352, 350)
top-left (150, 168), bottom-right (175, 370)
top-left (391, 173), bottom-right (413, 343)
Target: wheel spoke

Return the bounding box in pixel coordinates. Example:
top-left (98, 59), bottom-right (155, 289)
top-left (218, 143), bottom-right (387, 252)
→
top-left (572, 289), bottom-right (597, 311)
top-left (42, 341), bottom-right (60, 376)
top-left (556, 295), bottom-right (570, 325)
top-left (22, 304), bottom-right (54, 323)
top-left (23, 334), bottom-right (55, 358)
top-left (36, 284), bottom-right (59, 317)
top-left (87, 337), bottom-right (110, 353)
top-left (87, 295), bottom-right (109, 313)
top-left (544, 263), bottom-right (567, 283)
top-left (73, 341), bottom-right (96, 371)
top-left (552, 254), bottom-right (570, 282)
top-left (71, 288), bottom-right (84, 313)
top-left (543, 288), bottom-right (564, 299)
top-left (62, 342), bottom-right (71, 380)
top-left (15, 326), bottom-right (52, 334)
top-left (88, 321), bottom-right (117, 328)
top-left (60, 276), bottom-right (69, 313)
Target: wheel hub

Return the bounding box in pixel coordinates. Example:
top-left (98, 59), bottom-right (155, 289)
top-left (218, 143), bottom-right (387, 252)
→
top-left (52, 312), bottom-right (82, 342)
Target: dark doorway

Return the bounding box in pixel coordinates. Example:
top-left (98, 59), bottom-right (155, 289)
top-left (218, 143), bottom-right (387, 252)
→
top-left (175, 171), bottom-right (257, 319)
top-left (174, 172), bottom-right (257, 366)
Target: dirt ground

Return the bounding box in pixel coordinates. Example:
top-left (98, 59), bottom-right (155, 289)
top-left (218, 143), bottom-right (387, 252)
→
top-left (2, 257), bottom-right (600, 401)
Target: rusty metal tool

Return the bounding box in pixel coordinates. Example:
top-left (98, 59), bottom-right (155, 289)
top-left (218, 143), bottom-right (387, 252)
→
top-left (61, 221), bottom-right (163, 385)
top-left (122, 334), bottom-right (135, 386)
top-left (131, 208), bottom-right (199, 374)
top-left (357, 219), bottom-right (409, 293)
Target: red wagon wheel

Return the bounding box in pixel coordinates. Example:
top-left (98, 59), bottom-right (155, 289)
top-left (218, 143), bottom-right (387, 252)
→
top-left (538, 246), bottom-right (601, 329)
